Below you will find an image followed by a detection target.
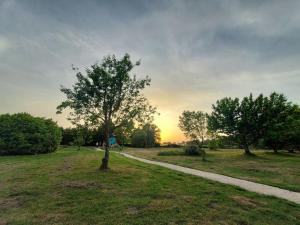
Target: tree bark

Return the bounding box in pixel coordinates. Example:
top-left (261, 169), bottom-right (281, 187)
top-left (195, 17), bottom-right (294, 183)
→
top-left (100, 146), bottom-right (109, 170)
top-left (100, 125), bottom-right (110, 170)
top-left (244, 144), bottom-right (251, 155)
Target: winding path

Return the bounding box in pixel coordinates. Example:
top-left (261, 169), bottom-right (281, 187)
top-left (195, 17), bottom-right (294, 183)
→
top-left (118, 152), bottom-right (300, 204)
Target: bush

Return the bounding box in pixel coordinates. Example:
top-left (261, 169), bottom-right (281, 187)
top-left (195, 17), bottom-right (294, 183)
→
top-left (184, 144), bottom-right (200, 155)
top-left (0, 113), bottom-right (62, 155)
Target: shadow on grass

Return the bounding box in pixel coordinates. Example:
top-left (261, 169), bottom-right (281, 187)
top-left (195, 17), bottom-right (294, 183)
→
top-left (232, 152), bottom-right (261, 161)
top-left (265, 151), bottom-right (299, 157)
top-left (157, 151), bottom-right (212, 163)
top-left (157, 151), bottom-right (184, 156)
top-left (243, 152), bottom-right (257, 157)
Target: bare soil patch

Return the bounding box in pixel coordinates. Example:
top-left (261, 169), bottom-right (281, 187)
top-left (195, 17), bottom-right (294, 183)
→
top-left (231, 195), bottom-right (260, 207)
top-left (0, 219), bottom-right (7, 225)
top-left (0, 197), bottom-right (24, 210)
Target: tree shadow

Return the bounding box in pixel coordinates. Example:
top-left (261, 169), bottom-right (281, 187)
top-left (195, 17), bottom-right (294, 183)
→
top-left (243, 152), bottom-right (257, 157)
top-left (265, 151), bottom-right (299, 157)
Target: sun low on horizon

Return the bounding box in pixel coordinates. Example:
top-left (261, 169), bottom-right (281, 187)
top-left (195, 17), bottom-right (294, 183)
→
top-left (154, 112), bottom-right (186, 143)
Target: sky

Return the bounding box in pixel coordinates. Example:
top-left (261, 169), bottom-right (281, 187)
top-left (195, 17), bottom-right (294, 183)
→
top-left (1, 0), bottom-right (300, 142)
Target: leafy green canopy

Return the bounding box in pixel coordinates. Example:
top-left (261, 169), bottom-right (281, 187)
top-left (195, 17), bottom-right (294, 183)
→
top-left (57, 54), bottom-right (156, 131)
top-left (208, 92), bottom-right (300, 153)
top-left (263, 93), bottom-right (300, 152)
top-left (0, 113), bottom-right (62, 155)
top-left (178, 111), bottom-right (207, 143)
top-left (208, 94), bottom-right (265, 153)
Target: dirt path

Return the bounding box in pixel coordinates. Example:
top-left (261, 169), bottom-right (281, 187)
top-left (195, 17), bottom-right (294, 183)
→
top-left (119, 152), bottom-right (300, 204)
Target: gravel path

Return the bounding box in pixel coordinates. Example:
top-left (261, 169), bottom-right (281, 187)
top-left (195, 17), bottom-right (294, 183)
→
top-left (119, 152), bottom-right (300, 204)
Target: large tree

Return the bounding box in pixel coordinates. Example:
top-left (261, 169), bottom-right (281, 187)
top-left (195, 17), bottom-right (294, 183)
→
top-left (263, 93), bottom-right (300, 153)
top-left (285, 106), bottom-right (300, 152)
top-left (238, 94), bottom-right (265, 154)
top-left (208, 94), bottom-right (265, 154)
top-left (178, 110), bottom-right (208, 144)
top-left (57, 54), bottom-right (156, 169)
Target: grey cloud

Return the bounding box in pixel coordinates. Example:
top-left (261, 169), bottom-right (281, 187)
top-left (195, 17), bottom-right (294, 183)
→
top-left (0, 0), bottom-right (300, 136)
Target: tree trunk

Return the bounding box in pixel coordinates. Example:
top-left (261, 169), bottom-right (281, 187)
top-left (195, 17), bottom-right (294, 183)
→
top-left (100, 146), bottom-right (109, 170)
top-left (100, 126), bottom-right (110, 170)
top-left (273, 148), bottom-right (278, 154)
top-left (244, 144), bottom-right (251, 155)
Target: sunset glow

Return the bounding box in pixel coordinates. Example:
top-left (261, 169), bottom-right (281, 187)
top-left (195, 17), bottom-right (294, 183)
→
top-left (154, 112), bottom-right (186, 143)
top-left (1, 0), bottom-right (300, 143)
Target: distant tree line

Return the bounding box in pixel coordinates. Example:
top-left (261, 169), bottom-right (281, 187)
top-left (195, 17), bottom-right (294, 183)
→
top-left (179, 92), bottom-right (300, 155)
top-left (60, 126), bottom-right (104, 148)
top-left (131, 123), bottom-right (161, 148)
top-left (60, 122), bottom-right (161, 149)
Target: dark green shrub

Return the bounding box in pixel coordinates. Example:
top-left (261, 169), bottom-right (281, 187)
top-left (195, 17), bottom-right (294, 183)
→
top-left (0, 113), bottom-right (62, 155)
top-left (184, 144), bottom-right (200, 155)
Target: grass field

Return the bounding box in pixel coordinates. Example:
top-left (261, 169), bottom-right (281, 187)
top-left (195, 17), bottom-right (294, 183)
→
top-left (0, 147), bottom-right (299, 225)
top-left (124, 147), bottom-right (300, 192)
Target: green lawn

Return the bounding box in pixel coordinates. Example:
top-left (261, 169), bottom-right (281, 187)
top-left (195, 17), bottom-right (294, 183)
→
top-left (0, 147), bottom-right (299, 225)
top-left (124, 147), bottom-right (300, 192)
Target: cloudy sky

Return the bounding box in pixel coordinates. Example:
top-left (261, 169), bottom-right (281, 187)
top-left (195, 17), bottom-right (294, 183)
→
top-left (1, 0), bottom-right (300, 142)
